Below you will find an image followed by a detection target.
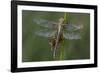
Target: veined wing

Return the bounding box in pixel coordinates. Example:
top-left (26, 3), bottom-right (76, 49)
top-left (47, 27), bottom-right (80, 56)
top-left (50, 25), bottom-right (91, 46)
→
top-left (63, 23), bottom-right (83, 31)
top-left (34, 29), bottom-right (56, 38)
top-left (33, 18), bottom-right (57, 29)
top-left (63, 32), bottom-right (81, 40)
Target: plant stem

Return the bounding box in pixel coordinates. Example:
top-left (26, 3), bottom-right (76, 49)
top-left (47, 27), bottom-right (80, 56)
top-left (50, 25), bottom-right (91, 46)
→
top-left (59, 35), bottom-right (64, 60)
top-left (59, 12), bottom-right (69, 60)
top-left (64, 12), bottom-right (69, 24)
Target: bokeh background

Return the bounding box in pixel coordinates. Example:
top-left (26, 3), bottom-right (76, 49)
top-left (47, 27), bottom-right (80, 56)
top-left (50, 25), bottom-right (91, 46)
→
top-left (22, 10), bottom-right (90, 62)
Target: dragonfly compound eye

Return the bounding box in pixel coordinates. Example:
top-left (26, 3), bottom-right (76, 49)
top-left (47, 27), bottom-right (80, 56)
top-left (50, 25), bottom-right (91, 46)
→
top-left (59, 17), bottom-right (64, 22)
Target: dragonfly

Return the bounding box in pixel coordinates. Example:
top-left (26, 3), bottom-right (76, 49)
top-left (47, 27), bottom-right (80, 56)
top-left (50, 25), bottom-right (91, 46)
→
top-left (33, 17), bottom-right (83, 59)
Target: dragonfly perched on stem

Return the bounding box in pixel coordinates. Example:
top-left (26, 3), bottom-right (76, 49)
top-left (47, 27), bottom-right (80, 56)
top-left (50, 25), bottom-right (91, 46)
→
top-left (33, 17), bottom-right (83, 60)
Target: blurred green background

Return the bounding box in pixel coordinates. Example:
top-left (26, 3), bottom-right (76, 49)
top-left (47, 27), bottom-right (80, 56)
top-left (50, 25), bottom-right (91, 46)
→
top-left (22, 10), bottom-right (90, 62)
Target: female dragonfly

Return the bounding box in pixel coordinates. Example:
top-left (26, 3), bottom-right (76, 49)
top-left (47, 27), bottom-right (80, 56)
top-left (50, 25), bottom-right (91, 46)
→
top-left (33, 17), bottom-right (83, 59)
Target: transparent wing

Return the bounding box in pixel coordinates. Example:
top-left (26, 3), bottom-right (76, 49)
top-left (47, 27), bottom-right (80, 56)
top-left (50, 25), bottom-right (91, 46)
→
top-left (63, 32), bottom-right (81, 40)
top-left (34, 29), bottom-right (56, 38)
top-left (63, 24), bottom-right (83, 31)
top-left (33, 18), bottom-right (57, 29)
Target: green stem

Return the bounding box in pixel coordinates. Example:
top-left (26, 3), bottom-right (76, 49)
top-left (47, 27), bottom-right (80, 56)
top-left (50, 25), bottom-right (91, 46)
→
top-left (59, 12), bottom-right (69, 60)
top-left (59, 36), bottom-right (64, 60)
top-left (64, 12), bottom-right (69, 24)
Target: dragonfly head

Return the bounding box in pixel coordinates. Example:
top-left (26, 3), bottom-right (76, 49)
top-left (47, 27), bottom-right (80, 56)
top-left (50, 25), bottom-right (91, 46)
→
top-left (59, 17), bottom-right (64, 24)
